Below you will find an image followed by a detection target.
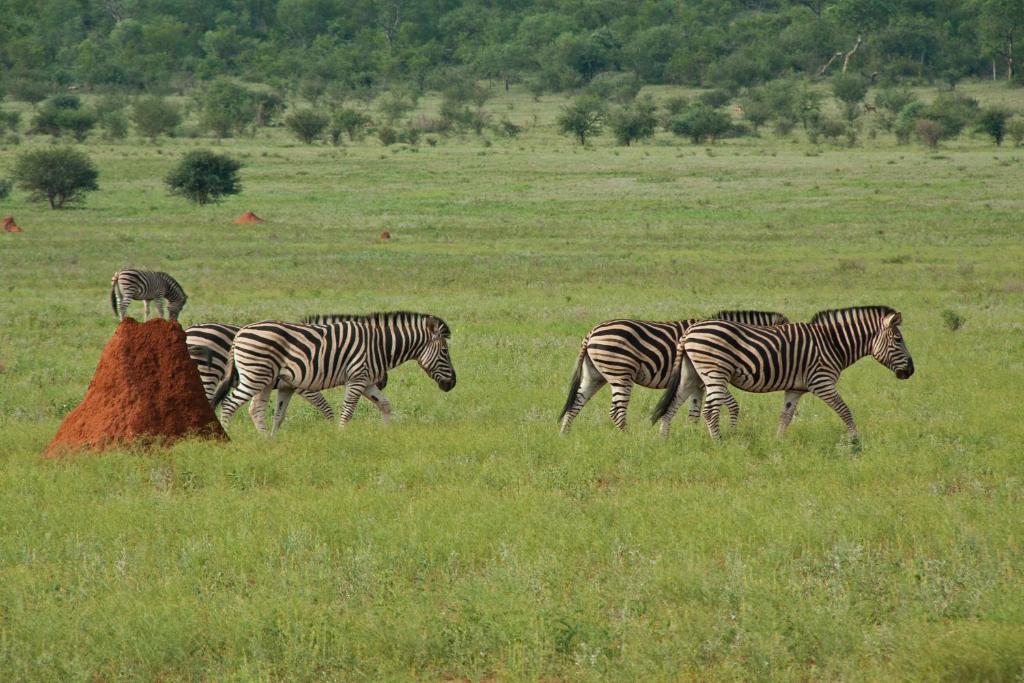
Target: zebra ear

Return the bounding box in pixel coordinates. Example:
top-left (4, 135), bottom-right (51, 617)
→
top-left (426, 317), bottom-right (442, 337)
top-left (883, 311), bottom-right (902, 328)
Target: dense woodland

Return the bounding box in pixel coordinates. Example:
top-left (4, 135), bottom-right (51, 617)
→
top-left (1, 0), bottom-right (1022, 95)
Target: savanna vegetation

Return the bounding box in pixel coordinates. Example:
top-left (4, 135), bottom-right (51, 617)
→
top-left (1, 77), bottom-right (1022, 679)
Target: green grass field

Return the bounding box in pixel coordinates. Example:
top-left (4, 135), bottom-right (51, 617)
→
top-left (2, 83), bottom-right (1023, 681)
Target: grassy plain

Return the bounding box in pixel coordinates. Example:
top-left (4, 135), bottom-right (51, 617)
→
top-left (1, 82), bottom-right (1023, 681)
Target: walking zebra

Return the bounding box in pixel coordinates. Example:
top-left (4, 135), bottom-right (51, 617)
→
top-left (211, 311), bottom-right (456, 435)
top-left (559, 310), bottom-right (789, 433)
top-left (186, 322), bottom-right (387, 429)
top-left (651, 306), bottom-right (914, 440)
top-left (111, 269), bottom-right (188, 321)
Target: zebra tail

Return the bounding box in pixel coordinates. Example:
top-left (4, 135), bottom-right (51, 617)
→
top-left (651, 345), bottom-right (685, 424)
top-left (110, 280), bottom-right (118, 318)
top-left (211, 348), bottom-right (238, 408)
top-left (558, 339), bottom-right (589, 422)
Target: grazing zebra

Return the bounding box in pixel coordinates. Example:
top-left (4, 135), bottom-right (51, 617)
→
top-left (185, 322), bottom-right (392, 430)
top-left (558, 310), bottom-right (789, 433)
top-left (212, 311), bottom-right (456, 435)
top-left (111, 269), bottom-right (188, 321)
top-left (651, 306), bottom-right (914, 440)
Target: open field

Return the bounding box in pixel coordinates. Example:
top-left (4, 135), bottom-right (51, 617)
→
top-left (1, 83), bottom-right (1024, 680)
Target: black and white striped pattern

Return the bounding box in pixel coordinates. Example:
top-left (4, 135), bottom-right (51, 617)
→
top-left (186, 322), bottom-right (372, 428)
top-left (212, 311), bottom-right (456, 434)
top-left (652, 306), bottom-right (914, 440)
top-left (111, 269), bottom-right (188, 321)
top-left (559, 310), bottom-right (789, 432)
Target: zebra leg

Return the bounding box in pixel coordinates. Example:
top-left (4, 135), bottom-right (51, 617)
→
top-left (143, 299), bottom-right (150, 321)
top-left (687, 387), bottom-right (704, 422)
top-left (155, 299), bottom-right (165, 319)
top-left (724, 390), bottom-right (740, 428)
top-left (247, 386), bottom-right (273, 434)
top-left (559, 360), bottom-right (606, 434)
top-left (702, 378), bottom-right (732, 440)
top-left (219, 380), bottom-right (261, 424)
top-left (117, 298), bottom-right (130, 321)
top-left (299, 390), bottom-right (335, 421)
top-left (659, 361), bottom-right (703, 437)
top-left (362, 384), bottom-right (393, 424)
top-left (777, 390), bottom-right (805, 437)
top-left (811, 385), bottom-right (859, 440)
top-left (608, 381), bottom-right (634, 431)
top-left (338, 379), bottom-right (369, 427)
top-left (271, 388), bottom-right (295, 436)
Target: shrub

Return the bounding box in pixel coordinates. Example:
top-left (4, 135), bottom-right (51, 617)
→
top-left (832, 73), bottom-right (870, 107)
top-left (0, 177), bottom-right (12, 201)
top-left (29, 96), bottom-right (96, 140)
top-left (663, 95), bottom-right (689, 117)
top-left (13, 147), bottom-right (99, 209)
top-left (8, 78), bottom-right (49, 106)
top-left (976, 108), bottom-right (1010, 146)
top-left (609, 97), bottom-right (658, 146)
top-left (741, 96), bottom-right (772, 131)
top-left (131, 96), bottom-right (181, 142)
top-left (557, 95), bottom-right (605, 145)
top-left (99, 111), bottom-right (129, 140)
top-left (668, 104), bottom-right (731, 143)
top-left (377, 125), bottom-right (399, 146)
top-left (198, 79), bottom-right (257, 138)
top-left (915, 119), bottom-right (944, 148)
top-left (942, 309), bottom-right (965, 332)
top-left (894, 101), bottom-right (926, 144)
top-left (285, 109), bottom-right (328, 144)
top-left (922, 91), bottom-right (978, 139)
top-left (253, 91), bottom-right (286, 127)
top-left (378, 92), bottom-right (417, 124)
top-left (0, 110), bottom-right (21, 133)
top-left (1007, 117), bottom-right (1024, 147)
top-left (402, 126), bottom-right (421, 145)
top-left (334, 108), bottom-right (371, 141)
top-left (699, 88), bottom-right (732, 109)
top-left (875, 87), bottom-right (917, 116)
top-left (584, 71), bottom-right (642, 104)
top-left (496, 118), bottom-right (523, 138)
top-left (165, 150), bottom-right (242, 205)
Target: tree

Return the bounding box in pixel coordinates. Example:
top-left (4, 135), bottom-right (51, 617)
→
top-left (13, 148), bottom-right (99, 209)
top-left (832, 73), bottom-right (869, 120)
top-left (131, 96), bottom-right (181, 142)
top-left (922, 91), bottom-right (978, 139)
top-left (978, 0), bottom-right (1024, 80)
top-left (976, 108), bottom-right (1010, 146)
top-left (165, 150), bottom-right (242, 205)
top-left (1007, 117), bottom-right (1024, 146)
top-left (253, 91), bottom-right (286, 127)
top-left (198, 79), bottom-right (257, 138)
top-left (557, 96), bottom-right (605, 145)
top-left (285, 109), bottom-right (329, 144)
top-left (28, 95), bottom-right (97, 141)
top-left (669, 104), bottom-right (732, 143)
top-left (333, 109), bottom-right (371, 141)
top-left (608, 97), bottom-right (659, 146)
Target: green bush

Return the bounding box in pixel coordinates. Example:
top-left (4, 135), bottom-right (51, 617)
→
top-left (0, 177), bottom-right (12, 201)
top-left (922, 91), bottom-right (978, 139)
top-left (1007, 117), bottom-right (1024, 147)
top-left (131, 96), bottom-right (181, 142)
top-left (895, 101), bottom-right (926, 144)
top-left (28, 96), bottom-right (96, 140)
top-left (253, 91), bottom-right (286, 127)
top-left (584, 71), bottom-right (642, 104)
top-left (13, 147), bottom-right (99, 209)
top-left (198, 79), bottom-right (257, 138)
top-left (165, 150), bottom-right (242, 205)
top-left (0, 110), bottom-right (21, 133)
top-left (662, 95), bottom-right (689, 117)
top-left (7, 78), bottom-right (49, 106)
top-left (976, 108), bottom-right (1010, 146)
top-left (377, 125), bottom-right (399, 146)
top-left (668, 104), bottom-right (731, 143)
top-left (557, 95), bottom-right (605, 145)
top-left (699, 88), bottom-right (732, 109)
top-left (608, 97), bottom-right (658, 146)
top-left (333, 109), bottom-right (371, 141)
top-left (832, 74), bottom-right (870, 107)
top-left (285, 109), bottom-right (329, 144)
top-left (916, 119), bottom-right (945, 148)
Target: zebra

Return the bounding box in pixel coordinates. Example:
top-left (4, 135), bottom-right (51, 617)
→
top-left (651, 306), bottom-right (914, 440)
top-left (185, 322), bottom-right (391, 431)
top-left (558, 310), bottom-right (789, 433)
top-left (211, 311), bottom-right (456, 435)
top-left (111, 269), bottom-right (188, 321)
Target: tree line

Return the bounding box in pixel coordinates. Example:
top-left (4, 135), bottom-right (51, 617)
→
top-left (1, 0), bottom-right (1022, 97)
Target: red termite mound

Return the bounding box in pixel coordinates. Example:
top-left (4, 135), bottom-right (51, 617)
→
top-left (3, 216), bottom-right (22, 233)
top-left (380, 230), bottom-right (391, 240)
top-left (233, 210), bottom-right (264, 224)
top-left (43, 318), bottom-right (228, 458)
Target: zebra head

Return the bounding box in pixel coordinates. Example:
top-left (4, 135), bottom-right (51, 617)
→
top-left (418, 316), bottom-right (456, 392)
top-left (871, 311), bottom-right (915, 379)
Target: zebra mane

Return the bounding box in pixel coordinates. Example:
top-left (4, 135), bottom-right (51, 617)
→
top-left (809, 306), bottom-right (897, 325)
top-left (301, 311), bottom-right (451, 338)
top-left (713, 310), bottom-right (789, 324)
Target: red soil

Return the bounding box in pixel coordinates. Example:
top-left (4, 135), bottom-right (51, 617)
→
top-left (233, 210), bottom-right (264, 224)
top-left (380, 230), bottom-right (391, 240)
top-left (3, 216), bottom-right (22, 233)
top-left (43, 319), bottom-right (228, 458)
